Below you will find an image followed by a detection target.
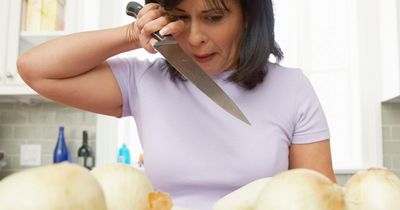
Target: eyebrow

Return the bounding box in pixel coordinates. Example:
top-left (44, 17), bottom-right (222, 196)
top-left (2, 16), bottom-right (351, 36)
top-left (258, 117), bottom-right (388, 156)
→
top-left (172, 7), bottom-right (227, 14)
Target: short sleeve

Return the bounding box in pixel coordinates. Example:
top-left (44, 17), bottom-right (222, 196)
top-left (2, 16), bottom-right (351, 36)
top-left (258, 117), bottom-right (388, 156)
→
top-left (106, 56), bottom-right (155, 117)
top-left (292, 71), bottom-right (330, 144)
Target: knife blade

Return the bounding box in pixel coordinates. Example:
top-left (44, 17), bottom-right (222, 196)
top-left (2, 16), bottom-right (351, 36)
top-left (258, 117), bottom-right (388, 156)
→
top-left (126, 1), bottom-right (251, 125)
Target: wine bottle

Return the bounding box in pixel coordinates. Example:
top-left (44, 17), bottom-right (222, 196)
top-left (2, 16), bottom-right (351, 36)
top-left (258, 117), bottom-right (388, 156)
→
top-left (53, 126), bottom-right (69, 163)
top-left (77, 130), bottom-right (94, 169)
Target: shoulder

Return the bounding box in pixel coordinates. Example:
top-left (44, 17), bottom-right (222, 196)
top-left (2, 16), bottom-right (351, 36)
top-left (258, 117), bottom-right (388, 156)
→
top-left (106, 55), bottom-right (165, 72)
top-left (267, 62), bottom-right (304, 79)
top-left (264, 62), bottom-right (307, 88)
top-left (106, 55), bottom-right (167, 81)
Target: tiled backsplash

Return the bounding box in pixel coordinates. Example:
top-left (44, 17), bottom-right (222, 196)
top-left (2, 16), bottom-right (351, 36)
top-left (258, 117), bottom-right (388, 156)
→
top-left (0, 101), bottom-right (399, 185)
top-left (335, 102), bottom-right (400, 185)
top-left (0, 101), bottom-right (97, 179)
top-left (382, 103), bottom-right (400, 175)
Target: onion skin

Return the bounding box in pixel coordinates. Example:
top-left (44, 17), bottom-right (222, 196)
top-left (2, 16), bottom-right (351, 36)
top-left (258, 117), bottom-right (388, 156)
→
top-left (254, 169), bottom-right (345, 210)
top-left (91, 163), bottom-right (153, 210)
top-left (344, 168), bottom-right (400, 210)
top-left (0, 162), bottom-right (107, 210)
top-left (213, 177), bottom-right (272, 210)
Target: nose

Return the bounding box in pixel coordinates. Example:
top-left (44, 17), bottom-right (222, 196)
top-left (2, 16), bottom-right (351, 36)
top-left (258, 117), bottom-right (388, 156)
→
top-left (186, 21), bottom-right (208, 47)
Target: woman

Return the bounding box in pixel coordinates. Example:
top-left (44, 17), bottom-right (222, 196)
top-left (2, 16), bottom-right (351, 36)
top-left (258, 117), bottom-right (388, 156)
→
top-left (17, 0), bottom-right (335, 209)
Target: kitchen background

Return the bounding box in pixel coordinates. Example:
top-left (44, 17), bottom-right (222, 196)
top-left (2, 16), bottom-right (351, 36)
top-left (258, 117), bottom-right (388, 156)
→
top-left (1, 0), bottom-right (400, 186)
top-left (0, 101), bottom-right (399, 185)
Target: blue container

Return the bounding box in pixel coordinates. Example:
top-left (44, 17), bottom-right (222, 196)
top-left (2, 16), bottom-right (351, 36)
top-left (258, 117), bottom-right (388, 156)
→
top-left (53, 126), bottom-right (69, 163)
top-left (117, 144), bottom-right (131, 165)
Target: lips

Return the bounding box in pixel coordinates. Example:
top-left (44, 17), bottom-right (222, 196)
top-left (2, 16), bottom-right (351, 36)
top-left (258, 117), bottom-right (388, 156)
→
top-left (192, 53), bottom-right (216, 64)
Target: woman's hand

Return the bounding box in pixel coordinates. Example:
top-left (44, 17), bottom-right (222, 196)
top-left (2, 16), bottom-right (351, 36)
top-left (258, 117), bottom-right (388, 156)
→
top-left (131, 3), bottom-right (184, 53)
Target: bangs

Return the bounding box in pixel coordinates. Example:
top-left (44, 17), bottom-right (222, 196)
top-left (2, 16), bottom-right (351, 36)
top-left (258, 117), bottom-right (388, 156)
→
top-left (157, 0), bottom-right (229, 10)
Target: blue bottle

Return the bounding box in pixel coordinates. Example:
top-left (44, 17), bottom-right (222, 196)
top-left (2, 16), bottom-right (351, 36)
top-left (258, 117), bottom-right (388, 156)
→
top-left (117, 144), bottom-right (131, 165)
top-left (53, 126), bottom-right (69, 163)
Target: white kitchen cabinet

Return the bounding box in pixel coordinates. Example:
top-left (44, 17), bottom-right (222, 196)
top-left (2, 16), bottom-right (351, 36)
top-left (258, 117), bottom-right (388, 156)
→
top-left (0, 0), bottom-right (99, 95)
top-left (0, 0), bottom-right (7, 76)
top-left (381, 0), bottom-right (400, 103)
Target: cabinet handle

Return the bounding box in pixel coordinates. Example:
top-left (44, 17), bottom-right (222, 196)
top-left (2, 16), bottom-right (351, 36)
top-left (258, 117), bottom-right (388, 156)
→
top-left (5, 72), bottom-right (14, 79)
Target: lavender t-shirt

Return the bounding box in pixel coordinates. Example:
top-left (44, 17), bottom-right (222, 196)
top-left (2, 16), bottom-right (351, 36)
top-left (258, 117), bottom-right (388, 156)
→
top-left (107, 57), bottom-right (330, 210)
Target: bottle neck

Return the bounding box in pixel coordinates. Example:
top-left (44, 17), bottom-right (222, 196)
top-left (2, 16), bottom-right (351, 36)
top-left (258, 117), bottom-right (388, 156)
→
top-left (82, 139), bottom-right (88, 146)
top-left (82, 131), bottom-right (88, 146)
top-left (58, 127), bottom-right (65, 142)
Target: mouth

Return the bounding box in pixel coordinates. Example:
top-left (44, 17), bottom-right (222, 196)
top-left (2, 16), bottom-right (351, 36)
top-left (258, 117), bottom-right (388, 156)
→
top-left (192, 53), bottom-right (216, 64)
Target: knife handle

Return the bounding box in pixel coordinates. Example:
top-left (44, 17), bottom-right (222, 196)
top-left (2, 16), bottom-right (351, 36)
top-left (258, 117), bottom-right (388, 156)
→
top-left (126, 1), bottom-right (164, 41)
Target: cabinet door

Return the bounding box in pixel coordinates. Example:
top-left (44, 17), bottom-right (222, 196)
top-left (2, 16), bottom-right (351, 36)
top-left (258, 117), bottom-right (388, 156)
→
top-left (380, 0), bottom-right (400, 102)
top-left (0, 0), bottom-right (10, 85)
top-left (1, 0), bottom-right (98, 95)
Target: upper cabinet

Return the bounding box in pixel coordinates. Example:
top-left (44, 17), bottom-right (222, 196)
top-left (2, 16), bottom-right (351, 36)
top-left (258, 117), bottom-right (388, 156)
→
top-left (380, 0), bottom-right (400, 103)
top-left (0, 0), bottom-right (99, 95)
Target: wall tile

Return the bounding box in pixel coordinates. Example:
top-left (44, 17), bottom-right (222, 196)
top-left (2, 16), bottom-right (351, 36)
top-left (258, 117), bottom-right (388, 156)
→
top-left (382, 110), bottom-right (400, 125)
top-left (14, 126), bottom-right (43, 140)
top-left (391, 170), bottom-right (400, 178)
top-left (384, 155), bottom-right (392, 168)
top-left (336, 174), bottom-right (352, 186)
top-left (29, 111), bottom-right (56, 124)
top-left (382, 126), bottom-right (391, 140)
top-left (0, 141), bottom-right (26, 154)
top-left (0, 112), bottom-right (27, 125)
top-left (383, 141), bottom-right (400, 155)
top-left (393, 126), bottom-right (400, 140)
top-left (392, 104), bottom-right (400, 111)
top-left (0, 126), bottom-right (13, 139)
top-left (84, 112), bottom-right (97, 124)
top-left (0, 103), bottom-right (15, 111)
top-left (42, 125), bottom-right (62, 139)
top-left (383, 103), bottom-right (400, 179)
top-left (55, 111), bottom-right (84, 125)
top-left (15, 102), bottom-right (42, 112)
top-left (392, 156), bottom-right (400, 169)
top-left (0, 102), bottom-right (97, 178)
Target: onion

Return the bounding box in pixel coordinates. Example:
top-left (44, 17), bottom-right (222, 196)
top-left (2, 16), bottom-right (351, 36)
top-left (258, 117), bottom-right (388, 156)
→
top-left (148, 191), bottom-right (173, 210)
top-left (344, 168), bottom-right (400, 210)
top-left (91, 163), bottom-right (153, 210)
top-left (147, 191), bottom-right (194, 210)
top-left (213, 177), bottom-right (272, 210)
top-left (0, 162), bottom-right (107, 210)
top-left (254, 169), bottom-right (344, 210)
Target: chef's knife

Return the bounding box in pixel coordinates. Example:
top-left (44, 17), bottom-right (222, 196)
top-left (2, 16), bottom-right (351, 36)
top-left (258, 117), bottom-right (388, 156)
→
top-left (126, 1), bottom-right (250, 125)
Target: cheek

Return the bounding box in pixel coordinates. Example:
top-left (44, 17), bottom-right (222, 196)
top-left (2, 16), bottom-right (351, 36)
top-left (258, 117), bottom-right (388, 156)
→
top-left (175, 35), bottom-right (190, 53)
top-left (220, 33), bottom-right (242, 58)
top-left (216, 24), bottom-right (244, 55)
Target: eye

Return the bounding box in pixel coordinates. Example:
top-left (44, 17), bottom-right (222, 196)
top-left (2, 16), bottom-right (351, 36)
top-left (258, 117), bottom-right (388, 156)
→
top-left (206, 15), bottom-right (223, 22)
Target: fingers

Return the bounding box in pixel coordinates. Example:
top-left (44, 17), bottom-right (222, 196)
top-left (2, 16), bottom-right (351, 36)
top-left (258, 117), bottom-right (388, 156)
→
top-left (135, 4), bottom-right (165, 33)
top-left (132, 3), bottom-right (186, 54)
top-left (134, 3), bottom-right (165, 53)
top-left (160, 19), bottom-right (185, 36)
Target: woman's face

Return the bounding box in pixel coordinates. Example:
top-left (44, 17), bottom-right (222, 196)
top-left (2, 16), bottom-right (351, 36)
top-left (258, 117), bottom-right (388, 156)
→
top-left (169, 0), bottom-right (244, 75)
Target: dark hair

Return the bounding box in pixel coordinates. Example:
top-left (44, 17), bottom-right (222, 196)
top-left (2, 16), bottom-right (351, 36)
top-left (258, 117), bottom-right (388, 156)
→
top-left (145, 0), bottom-right (283, 90)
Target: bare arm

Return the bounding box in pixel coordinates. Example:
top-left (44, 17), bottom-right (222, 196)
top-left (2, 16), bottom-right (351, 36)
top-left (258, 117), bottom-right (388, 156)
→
top-left (289, 140), bottom-right (336, 183)
top-left (17, 25), bottom-right (138, 116)
top-left (17, 3), bottom-right (184, 117)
